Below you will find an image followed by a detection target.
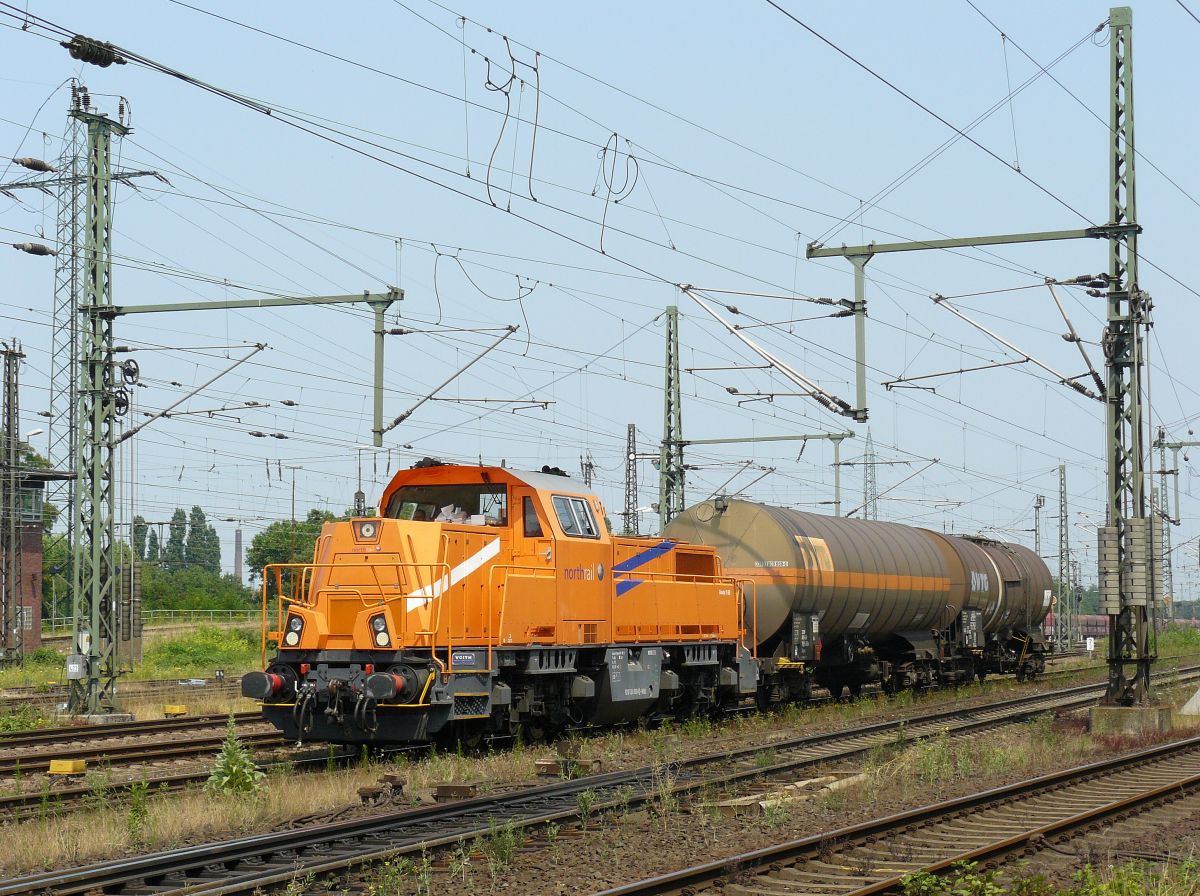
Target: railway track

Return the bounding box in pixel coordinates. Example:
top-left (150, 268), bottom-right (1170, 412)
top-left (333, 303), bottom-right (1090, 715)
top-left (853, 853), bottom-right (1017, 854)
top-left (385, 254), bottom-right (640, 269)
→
top-left (601, 734), bottom-right (1200, 895)
top-left (2, 667), bottom-right (1196, 896)
top-left (0, 677), bottom-right (242, 709)
top-left (0, 710), bottom-right (261, 750)
top-left (0, 728), bottom-right (283, 776)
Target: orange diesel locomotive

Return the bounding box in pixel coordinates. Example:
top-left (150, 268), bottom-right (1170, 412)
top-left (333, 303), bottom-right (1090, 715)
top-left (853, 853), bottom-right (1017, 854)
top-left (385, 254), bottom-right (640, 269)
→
top-left (242, 461), bottom-right (755, 743)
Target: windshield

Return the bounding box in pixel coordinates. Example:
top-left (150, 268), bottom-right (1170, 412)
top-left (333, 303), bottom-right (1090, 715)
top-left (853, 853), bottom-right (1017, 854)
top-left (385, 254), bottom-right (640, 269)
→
top-left (384, 484), bottom-right (508, 525)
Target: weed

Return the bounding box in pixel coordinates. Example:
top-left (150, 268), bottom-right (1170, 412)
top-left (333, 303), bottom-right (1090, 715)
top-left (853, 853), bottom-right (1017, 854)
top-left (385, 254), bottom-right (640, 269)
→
top-left (448, 842), bottom-right (472, 882)
top-left (367, 857), bottom-right (413, 895)
top-left (613, 784), bottom-right (635, 816)
top-left (576, 788), bottom-right (596, 829)
top-left (204, 714), bottom-right (264, 796)
top-left (679, 716), bottom-right (712, 739)
top-left (915, 730), bottom-right (953, 787)
top-left (753, 747), bottom-right (778, 768)
top-left (762, 799), bottom-right (789, 829)
top-left (127, 780), bottom-right (150, 847)
top-left (483, 819), bottom-right (523, 878)
top-left (414, 850), bottom-right (432, 896)
top-left (37, 779), bottom-right (54, 824)
top-left (84, 768), bottom-right (113, 812)
top-left (1008, 872), bottom-right (1055, 896)
top-left (284, 871), bottom-right (316, 896)
top-left (652, 763), bottom-right (678, 826)
top-left (900, 862), bottom-right (1001, 896)
top-left (0, 706), bottom-right (50, 732)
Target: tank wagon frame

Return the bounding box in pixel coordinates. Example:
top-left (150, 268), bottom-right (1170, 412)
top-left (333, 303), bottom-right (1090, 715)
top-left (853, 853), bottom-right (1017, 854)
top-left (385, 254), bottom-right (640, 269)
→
top-left (243, 462), bottom-right (1051, 745)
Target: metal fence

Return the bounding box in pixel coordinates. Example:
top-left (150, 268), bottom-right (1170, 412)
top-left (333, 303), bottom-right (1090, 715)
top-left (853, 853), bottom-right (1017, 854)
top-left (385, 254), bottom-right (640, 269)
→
top-left (42, 608), bottom-right (258, 633)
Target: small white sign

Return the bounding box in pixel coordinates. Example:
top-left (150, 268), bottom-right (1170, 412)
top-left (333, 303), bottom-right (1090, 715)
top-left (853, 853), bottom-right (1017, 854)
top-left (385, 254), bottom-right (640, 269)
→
top-left (1086, 636), bottom-right (1096, 653)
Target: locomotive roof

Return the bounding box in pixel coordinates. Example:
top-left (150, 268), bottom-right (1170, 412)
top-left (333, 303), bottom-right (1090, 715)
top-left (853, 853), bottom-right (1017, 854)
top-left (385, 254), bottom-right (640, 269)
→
top-left (382, 462), bottom-right (596, 498)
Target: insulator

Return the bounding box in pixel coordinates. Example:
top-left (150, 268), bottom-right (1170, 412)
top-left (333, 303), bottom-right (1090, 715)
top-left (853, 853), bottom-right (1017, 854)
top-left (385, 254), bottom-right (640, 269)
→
top-left (13, 157), bottom-right (54, 173)
top-left (270, 432), bottom-right (289, 439)
top-left (61, 35), bottom-right (126, 68)
top-left (1086, 289), bottom-right (1105, 298)
top-left (248, 431), bottom-right (266, 438)
top-left (280, 399), bottom-right (298, 406)
top-left (12, 242), bottom-right (57, 256)
top-left (1086, 279), bottom-right (1109, 289)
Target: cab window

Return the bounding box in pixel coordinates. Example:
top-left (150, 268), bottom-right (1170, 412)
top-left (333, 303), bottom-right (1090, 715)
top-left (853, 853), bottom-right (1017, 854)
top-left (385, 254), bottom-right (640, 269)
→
top-left (551, 495), bottom-right (599, 539)
top-left (384, 484), bottom-right (507, 525)
top-left (523, 496), bottom-right (544, 537)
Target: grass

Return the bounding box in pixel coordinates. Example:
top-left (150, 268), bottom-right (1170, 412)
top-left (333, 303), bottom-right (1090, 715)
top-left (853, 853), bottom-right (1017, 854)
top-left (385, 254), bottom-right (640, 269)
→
top-left (0, 736), bottom-right (550, 875)
top-left (0, 626), bottom-right (262, 693)
top-left (137, 626), bottom-right (260, 679)
top-left (0, 647), bottom-right (70, 690)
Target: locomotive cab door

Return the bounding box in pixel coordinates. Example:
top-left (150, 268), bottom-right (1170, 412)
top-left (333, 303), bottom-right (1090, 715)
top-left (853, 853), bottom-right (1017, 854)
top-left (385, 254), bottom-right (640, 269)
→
top-left (500, 490), bottom-right (557, 645)
top-left (547, 493), bottom-right (612, 646)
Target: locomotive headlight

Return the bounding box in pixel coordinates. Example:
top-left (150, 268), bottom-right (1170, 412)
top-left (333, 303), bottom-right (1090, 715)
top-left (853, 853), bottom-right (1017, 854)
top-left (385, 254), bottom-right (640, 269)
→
top-left (370, 614), bottom-right (390, 647)
top-left (283, 614), bottom-right (304, 647)
top-left (353, 519), bottom-right (380, 542)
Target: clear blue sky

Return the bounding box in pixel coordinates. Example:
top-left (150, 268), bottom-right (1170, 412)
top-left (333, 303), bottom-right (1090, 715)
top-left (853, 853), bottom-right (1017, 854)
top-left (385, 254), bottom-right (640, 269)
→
top-left (2, 1), bottom-right (1197, 599)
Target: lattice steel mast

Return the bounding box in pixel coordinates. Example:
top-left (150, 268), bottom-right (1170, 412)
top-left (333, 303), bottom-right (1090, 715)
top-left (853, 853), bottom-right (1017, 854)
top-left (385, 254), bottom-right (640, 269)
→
top-left (1098, 6), bottom-right (1154, 706)
top-left (658, 305), bottom-right (684, 530)
top-left (1056, 464), bottom-right (1073, 653)
top-left (624, 424), bottom-right (639, 536)
top-left (68, 106), bottom-right (129, 714)
top-left (862, 430), bottom-right (878, 521)
top-left (1, 343), bottom-right (24, 665)
top-left (48, 83), bottom-right (87, 562)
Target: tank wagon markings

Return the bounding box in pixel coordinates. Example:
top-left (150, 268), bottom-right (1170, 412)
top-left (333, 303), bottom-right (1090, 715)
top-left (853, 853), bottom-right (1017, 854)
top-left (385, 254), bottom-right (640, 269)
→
top-left (612, 540), bottom-right (677, 596)
top-left (405, 538), bottom-right (502, 610)
top-left (729, 567), bottom-right (952, 592)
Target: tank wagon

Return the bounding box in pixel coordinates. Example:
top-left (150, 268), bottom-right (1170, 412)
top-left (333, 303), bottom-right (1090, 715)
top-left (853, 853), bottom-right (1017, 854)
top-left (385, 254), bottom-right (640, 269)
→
top-left (665, 500), bottom-right (1051, 700)
top-left (243, 461), bottom-right (1051, 744)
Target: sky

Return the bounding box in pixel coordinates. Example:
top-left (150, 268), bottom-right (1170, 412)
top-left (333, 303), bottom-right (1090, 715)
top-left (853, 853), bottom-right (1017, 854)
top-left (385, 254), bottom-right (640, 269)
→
top-left (2, 1), bottom-right (1199, 601)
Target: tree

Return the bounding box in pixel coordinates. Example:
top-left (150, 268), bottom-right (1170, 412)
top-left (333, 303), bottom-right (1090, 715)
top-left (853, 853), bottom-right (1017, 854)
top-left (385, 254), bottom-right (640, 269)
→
top-left (140, 564), bottom-right (253, 611)
top-left (164, 508), bottom-right (187, 571)
top-left (146, 528), bottom-right (161, 566)
top-left (247, 509), bottom-right (338, 597)
top-left (185, 505), bottom-right (220, 574)
top-left (132, 515), bottom-right (147, 562)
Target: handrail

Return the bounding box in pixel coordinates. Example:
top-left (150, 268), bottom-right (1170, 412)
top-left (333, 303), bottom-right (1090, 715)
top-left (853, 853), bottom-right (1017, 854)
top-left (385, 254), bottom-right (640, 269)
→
top-left (485, 563), bottom-right (557, 673)
top-left (259, 559), bottom-right (452, 660)
top-left (734, 578), bottom-right (759, 658)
